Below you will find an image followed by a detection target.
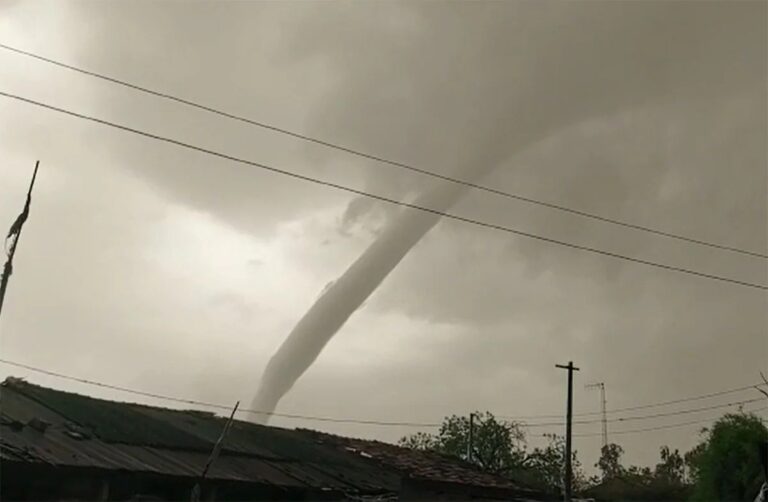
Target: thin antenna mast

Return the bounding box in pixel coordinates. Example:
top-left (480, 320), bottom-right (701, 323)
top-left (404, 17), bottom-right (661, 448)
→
top-left (586, 382), bottom-right (608, 448)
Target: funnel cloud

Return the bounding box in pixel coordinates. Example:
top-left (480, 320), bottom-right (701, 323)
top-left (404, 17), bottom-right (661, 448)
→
top-left (252, 1), bottom-right (764, 419)
top-left (0, 0), bottom-right (764, 472)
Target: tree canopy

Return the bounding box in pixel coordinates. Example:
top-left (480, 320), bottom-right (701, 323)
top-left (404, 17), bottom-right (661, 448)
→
top-left (688, 412), bottom-right (768, 501)
top-left (399, 412), bottom-right (584, 495)
top-left (399, 410), bottom-right (768, 501)
top-left (399, 411), bottom-right (526, 475)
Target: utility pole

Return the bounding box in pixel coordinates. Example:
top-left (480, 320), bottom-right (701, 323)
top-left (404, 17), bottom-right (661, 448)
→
top-left (467, 412), bottom-right (475, 463)
top-left (556, 361), bottom-right (580, 502)
top-left (191, 401), bottom-right (239, 502)
top-left (0, 161), bottom-right (40, 321)
top-left (586, 382), bottom-right (608, 449)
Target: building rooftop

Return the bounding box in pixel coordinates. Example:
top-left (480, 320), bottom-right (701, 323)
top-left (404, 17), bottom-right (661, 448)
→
top-left (0, 377), bottom-right (544, 500)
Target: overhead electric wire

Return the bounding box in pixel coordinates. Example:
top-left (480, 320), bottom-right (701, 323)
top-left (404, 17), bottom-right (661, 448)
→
top-left (518, 397), bottom-right (766, 428)
top-left (570, 406), bottom-right (768, 438)
top-left (502, 382), bottom-right (767, 420)
top-left (587, 383), bottom-right (768, 416)
top-left (2, 358), bottom-right (765, 434)
top-left (0, 358), bottom-right (440, 427)
top-left (1, 42), bottom-right (765, 260)
top-left (2, 92), bottom-right (766, 291)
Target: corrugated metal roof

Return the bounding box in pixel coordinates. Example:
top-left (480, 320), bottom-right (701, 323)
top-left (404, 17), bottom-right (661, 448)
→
top-left (299, 429), bottom-right (538, 494)
top-left (0, 379), bottom-right (399, 495)
top-left (11, 381), bottom-right (213, 451)
top-left (0, 378), bottom-right (542, 499)
top-left (134, 406), bottom-right (401, 490)
top-left (135, 406), bottom-right (282, 460)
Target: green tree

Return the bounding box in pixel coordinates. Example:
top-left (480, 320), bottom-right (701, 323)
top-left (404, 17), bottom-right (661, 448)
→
top-left (399, 431), bottom-right (438, 451)
top-left (400, 413), bottom-right (589, 495)
top-left (524, 434), bottom-right (589, 494)
top-left (655, 445), bottom-right (685, 486)
top-left (688, 412), bottom-right (768, 501)
top-left (625, 464), bottom-right (654, 483)
top-left (684, 440), bottom-right (707, 484)
top-left (587, 444), bottom-right (691, 501)
top-left (596, 443), bottom-right (625, 479)
top-left (399, 411), bottom-right (527, 475)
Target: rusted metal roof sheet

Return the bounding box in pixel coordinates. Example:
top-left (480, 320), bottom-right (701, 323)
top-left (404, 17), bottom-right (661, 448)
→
top-left (135, 406), bottom-right (282, 460)
top-left (134, 404), bottom-right (400, 490)
top-left (311, 461), bottom-right (401, 493)
top-left (299, 429), bottom-right (536, 493)
top-left (0, 379), bottom-right (399, 495)
top-left (1, 378), bottom-right (541, 498)
top-left (10, 381), bottom-right (212, 451)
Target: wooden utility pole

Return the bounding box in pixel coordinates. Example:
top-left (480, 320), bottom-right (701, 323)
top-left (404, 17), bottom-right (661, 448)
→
top-left (0, 161), bottom-right (40, 321)
top-left (556, 361), bottom-right (579, 502)
top-left (191, 401), bottom-right (239, 502)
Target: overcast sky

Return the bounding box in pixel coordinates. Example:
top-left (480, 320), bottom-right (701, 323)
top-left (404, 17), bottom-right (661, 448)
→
top-left (0, 0), bottom-right (766, 472)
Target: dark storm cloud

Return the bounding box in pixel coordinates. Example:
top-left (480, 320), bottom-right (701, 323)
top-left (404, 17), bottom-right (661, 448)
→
top-left (70, 1), bottom-right (765, 234)
top-left (250, 0), bottom-right (766, 418)
top-left (1, 0), bottom-right (765, 471)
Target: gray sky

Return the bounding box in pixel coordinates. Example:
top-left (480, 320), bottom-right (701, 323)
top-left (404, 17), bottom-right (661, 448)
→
top-left (0, 0), bottom-right (766, 473)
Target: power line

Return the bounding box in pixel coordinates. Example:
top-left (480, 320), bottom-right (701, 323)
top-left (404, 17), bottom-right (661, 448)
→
top-left (603, 398), bottom-right (765, 423)
top-left (520, 397), bottom-right (766, 428)
top-left (571, 406), bottom-right (768, 437)
top-left (593, 384), bottom-right (767, 416)
top-left (1, 42), bottom-right (765, 260)
top-left (0, 358), bottom-right (440, 427)
top-left (1, 358), bottom-right (764, 432)
top-left (2, 91), bottom-right (766, 291)
top-left (502, 382), bottom-right (765, 420)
